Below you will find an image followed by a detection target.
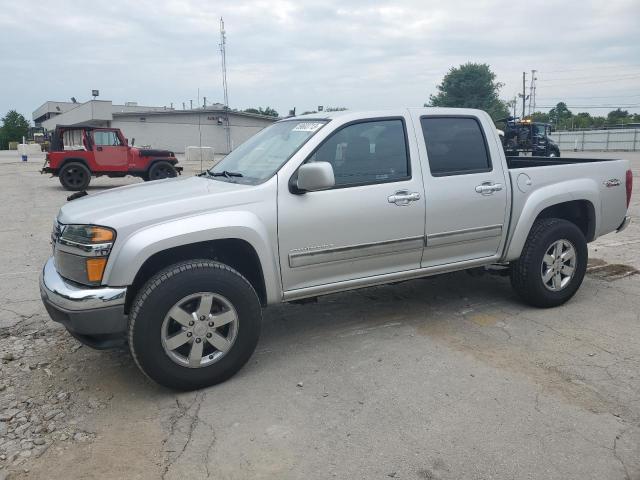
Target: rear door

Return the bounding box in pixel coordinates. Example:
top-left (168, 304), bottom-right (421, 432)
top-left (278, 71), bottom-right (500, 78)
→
top-left (415, 114), bottom-right (510, 267)
top-left (92, 130), bottom-right (128, 171)
top-left (277, 116), bottom-right (426, 292)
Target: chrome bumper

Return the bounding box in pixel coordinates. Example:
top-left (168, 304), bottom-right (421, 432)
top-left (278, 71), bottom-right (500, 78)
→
top-left (39, 258), bottom-right (128, 348)
top-left (617, 215), bottom-right (631, 233)
top-left (40, 257), bottom-right (126, 310)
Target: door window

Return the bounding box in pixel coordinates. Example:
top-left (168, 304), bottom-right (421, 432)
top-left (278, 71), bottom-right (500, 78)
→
top-left (420, 117), bottom-right (491, 176)
top-left (309, 119), bottom-right (410, 187)
top-left (93, 131), bottom-right (122, 146)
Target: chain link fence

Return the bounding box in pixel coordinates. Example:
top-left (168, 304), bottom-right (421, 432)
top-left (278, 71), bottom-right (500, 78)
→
top-left (549, 129), bottom-right (640, 151)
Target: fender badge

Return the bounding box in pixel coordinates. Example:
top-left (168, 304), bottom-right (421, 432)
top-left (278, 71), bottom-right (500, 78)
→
top-left (604, 179), bottom-right (621, 187)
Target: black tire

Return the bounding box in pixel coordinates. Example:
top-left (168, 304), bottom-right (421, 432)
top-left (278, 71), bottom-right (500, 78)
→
top-left (128, 260), bottom-right (262, 390)
top-left (59, 162), bottom-right (91, 191)
top-left (147, 161), bottom-right (177, 181)
top-left (510, 218), bottom-right (587, 308)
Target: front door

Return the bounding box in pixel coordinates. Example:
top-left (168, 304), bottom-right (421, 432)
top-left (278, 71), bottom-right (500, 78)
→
top-left (415, 115), bottom-right (509, 267)
top-left (92, 130), bottom-right (128, 171)
top-left (278, 117), bottom-right (426, 293)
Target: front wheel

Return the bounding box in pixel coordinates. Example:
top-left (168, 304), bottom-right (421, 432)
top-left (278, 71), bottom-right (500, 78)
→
top-left (510, 218), bottom-right (587, 308)
top-left (128, 260), bottom-right (262, 390)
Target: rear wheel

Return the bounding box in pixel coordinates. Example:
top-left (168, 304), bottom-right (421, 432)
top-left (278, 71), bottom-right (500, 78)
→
top-left (128, 260), bottom-right (262, 390)
top-left (510, 218), bottom-right (587, 308)
top-left (147, 161), bottom-right (177, 181)
top-left (59, 162), bottom-right (91, 191)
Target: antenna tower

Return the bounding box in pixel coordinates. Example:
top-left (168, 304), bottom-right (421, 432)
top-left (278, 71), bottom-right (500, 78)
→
top-left (220, 18), bottom-right (231, 152)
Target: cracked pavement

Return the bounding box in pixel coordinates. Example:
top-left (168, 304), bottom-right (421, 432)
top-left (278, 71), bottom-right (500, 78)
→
top-left (0, 150), bottom-right (639, 479)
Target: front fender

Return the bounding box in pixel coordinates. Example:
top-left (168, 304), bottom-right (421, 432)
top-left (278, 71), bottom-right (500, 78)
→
top-left (103, 210), bottom-right (281, 303)
top-left (503, 178), bottom-right (600, 261)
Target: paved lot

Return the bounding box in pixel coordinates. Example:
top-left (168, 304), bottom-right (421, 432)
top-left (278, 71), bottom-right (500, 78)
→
top-left (0, 150), bottom-right (639, 479)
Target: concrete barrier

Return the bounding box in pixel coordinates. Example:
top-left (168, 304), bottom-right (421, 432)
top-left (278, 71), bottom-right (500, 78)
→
top-left (185, 146), bottom-right (216, 164)
top-left (17, 144), bottom-right (43, 156)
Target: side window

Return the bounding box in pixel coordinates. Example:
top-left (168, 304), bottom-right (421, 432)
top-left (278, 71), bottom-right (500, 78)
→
top-left (93, 131), bottom-right (121, 146)
top-left (420, 117), bottom-right (491, 176)
top-left (309, 119), bottom-right (409, 187)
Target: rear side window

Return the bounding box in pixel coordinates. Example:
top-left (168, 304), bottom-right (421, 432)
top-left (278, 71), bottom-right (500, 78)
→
top-left (309, 119), bottom-right (410, 187)
top-left (420, 117), bottom-right (491, 176)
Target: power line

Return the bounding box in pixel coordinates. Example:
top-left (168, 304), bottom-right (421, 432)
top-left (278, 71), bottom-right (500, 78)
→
top-left (538, 76), bottom-right (640, 87)
top-left (537, 94), bottom-right (640, 100)
top-left (538, 72), bottom-right (640, 82)
top-left (538, 64), bottom-right (640, 74)
top-left (537, 104), bottom-right (640, 109)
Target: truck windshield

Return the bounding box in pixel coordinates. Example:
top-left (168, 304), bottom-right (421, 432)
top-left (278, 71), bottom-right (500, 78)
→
top-left (208, 120), bottom-right (327, 184)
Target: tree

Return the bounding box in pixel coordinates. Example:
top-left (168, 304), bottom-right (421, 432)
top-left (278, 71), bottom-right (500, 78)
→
top-left (0, 110), bottom-right (30, 149)
top-left (607, 108), bottom-right (630, 125)
top-left (427, 63), bottom-right (509, 120)
top-left (548, 102), bottom-right (572, 129)
top-left (243, 107), bottom-right (279, 117)
top-left (530, 111), bottom-right (551, 123)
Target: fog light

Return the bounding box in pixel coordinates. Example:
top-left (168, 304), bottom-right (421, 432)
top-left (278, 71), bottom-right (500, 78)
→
top-left (86, 258), bottom-right (107, 283)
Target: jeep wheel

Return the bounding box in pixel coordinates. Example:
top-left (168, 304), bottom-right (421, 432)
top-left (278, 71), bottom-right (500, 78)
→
top-left (510, 218), bottom-right (587, 308)
top-left (128, 260), bottom-right (262, 390)
top-left (59, 162), bottom-right (91, 191)
top-left (147, 161), bottom-right (177, 181)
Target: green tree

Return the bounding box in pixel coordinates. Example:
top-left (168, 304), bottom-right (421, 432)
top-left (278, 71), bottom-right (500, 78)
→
top-left (243, 107), bottom-right (279, 117)
top-left (607, 108), bottom-right (630, 125)
top-left (427, 63), bottom-right (509, 120)
top-left (548, 102), bottom-right (572, 129)
top-left (0, 110), bottom-right (30, 149)
top-left (573, 112), bottom-right (593, 129)
top-left (530, 111), bottom-right (551, 123)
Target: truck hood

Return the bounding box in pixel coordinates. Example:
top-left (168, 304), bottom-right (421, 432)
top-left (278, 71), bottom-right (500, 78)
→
top-left (57, 176), bottom-right (254, 230)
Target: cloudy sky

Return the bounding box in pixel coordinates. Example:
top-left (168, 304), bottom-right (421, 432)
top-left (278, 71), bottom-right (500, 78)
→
top-left (1, 0), bottom-right (639, 120)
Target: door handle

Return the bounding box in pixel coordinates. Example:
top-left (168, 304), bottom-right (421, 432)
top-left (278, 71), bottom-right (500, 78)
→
top-left (475, 182), bottom-right (503, 195)
top-left (96, 146), bottom-right (103, 151)
top-left (388, 190), bottom-right (421, 206)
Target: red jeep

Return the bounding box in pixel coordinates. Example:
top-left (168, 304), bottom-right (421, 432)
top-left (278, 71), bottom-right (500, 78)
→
top-left (41, 125), bottom-right (182, 190)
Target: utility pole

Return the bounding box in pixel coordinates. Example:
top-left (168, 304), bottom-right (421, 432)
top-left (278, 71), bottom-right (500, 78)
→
top-left (517, 71), bottom-right (529, 119)
top-left (220, 17), bottom-right (232, 153)
top-left (527, 69), bottom-right (537, 116)
top-left (521, 71), bottom-right (526, 118)
top-left (190, 99), bottom-right (193, 110)
top-left (203, 96), bottom-right (207, 108)
top-left (531, 69), bottom-right (537, 114)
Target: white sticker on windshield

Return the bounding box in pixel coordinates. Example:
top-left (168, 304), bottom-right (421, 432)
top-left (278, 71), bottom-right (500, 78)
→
top-left (292, 122), bottom-right (323, 132)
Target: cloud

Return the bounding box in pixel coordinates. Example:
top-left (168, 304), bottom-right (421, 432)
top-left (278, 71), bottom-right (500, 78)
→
top-left (1, 0), bottom-right (638, 119)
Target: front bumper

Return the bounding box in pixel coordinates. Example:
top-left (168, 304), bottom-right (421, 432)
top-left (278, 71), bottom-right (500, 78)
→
top-left (39, 257), bottom-right (128, 348)
top-left (617, 215), bottom-right (631, 233)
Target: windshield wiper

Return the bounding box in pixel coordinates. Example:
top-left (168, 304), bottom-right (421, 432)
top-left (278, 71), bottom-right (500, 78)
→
top-left (210, 170), bottom-right (244, 178)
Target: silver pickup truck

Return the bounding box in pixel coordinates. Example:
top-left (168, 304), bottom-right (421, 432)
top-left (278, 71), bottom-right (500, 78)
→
top-left (40, 108), bottom-right (632, 390)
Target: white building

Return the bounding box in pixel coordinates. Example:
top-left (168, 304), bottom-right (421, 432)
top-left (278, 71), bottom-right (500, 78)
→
top-left (33, 100), bottom-right (277, 154)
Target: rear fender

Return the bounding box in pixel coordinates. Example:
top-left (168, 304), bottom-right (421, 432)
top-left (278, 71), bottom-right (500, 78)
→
top-left (503, 178), bottom-right (600, 261)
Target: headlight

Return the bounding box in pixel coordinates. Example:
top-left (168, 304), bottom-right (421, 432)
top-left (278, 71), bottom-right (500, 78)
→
top-left (55, 224), bottom-right (116, 285)
top-left (62, 225), bottom-right (115, 245)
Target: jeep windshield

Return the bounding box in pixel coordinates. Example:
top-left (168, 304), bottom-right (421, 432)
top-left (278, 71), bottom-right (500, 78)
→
top-left (208, 120), bottom-right (327, 184)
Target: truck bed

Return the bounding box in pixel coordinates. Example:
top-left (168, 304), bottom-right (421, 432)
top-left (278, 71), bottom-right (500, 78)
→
top-left (506, 156), bottom-right (620, 169)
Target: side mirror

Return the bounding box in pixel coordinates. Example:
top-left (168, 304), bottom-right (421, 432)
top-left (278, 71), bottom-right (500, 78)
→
top-left (131, 137), bottom-right (135, 146)
top-left (296, 162), bottom-right (335, 192)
